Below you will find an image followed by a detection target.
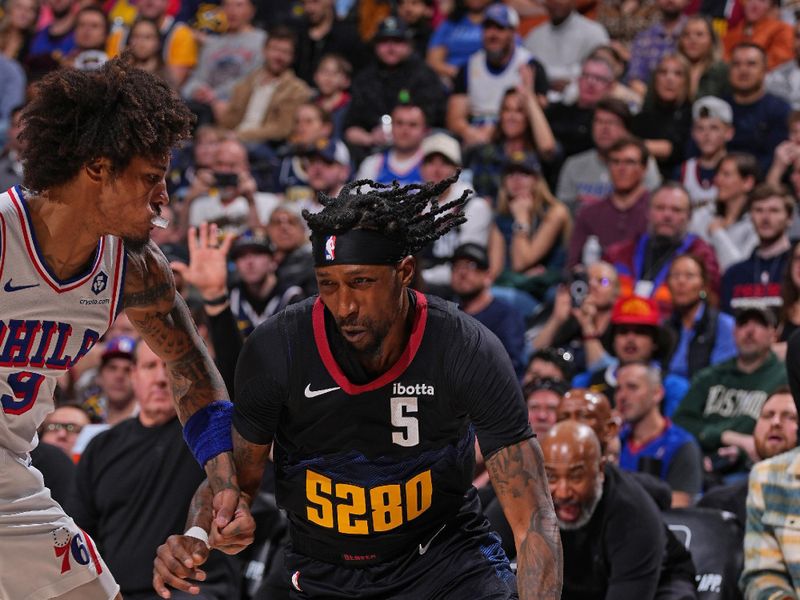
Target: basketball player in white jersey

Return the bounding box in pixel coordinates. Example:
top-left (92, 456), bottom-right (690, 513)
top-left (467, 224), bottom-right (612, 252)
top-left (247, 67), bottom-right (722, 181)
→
top-left (0, 59), bottom-right (249, 599)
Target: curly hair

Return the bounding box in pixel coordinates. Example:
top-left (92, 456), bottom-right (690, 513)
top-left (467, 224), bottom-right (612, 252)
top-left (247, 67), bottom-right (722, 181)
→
top-left (20, 56), bottom-right (195, 193)
top-left (302, 172), bottom-right (471, 256)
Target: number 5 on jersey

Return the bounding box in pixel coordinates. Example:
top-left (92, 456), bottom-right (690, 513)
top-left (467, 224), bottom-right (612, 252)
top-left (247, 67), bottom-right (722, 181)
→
top-left (391, 396), bottom-right (419, 447)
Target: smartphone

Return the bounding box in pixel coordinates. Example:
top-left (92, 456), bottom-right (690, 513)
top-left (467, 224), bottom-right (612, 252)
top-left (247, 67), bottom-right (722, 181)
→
top-left (569, 272), bottom-right (589, 308)
top-left (213, 172), bottom-right (239, 188)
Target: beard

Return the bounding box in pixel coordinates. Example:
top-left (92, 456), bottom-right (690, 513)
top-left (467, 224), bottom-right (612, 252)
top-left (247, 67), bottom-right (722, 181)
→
top-left (758, 230), bottom-right (785, 247)
top-left (336, 314), bottom-right (392, 358)
top-left (456, 286), bottom-right (484, 304)
top-left (557, 478), bottom-right (604, 531)
top-left (123, 235), bottom-right (150, 253)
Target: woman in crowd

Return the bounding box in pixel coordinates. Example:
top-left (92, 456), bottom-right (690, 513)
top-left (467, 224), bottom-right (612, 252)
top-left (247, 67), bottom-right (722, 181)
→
top-left (633, 53), bottom-right (693, 178)
top-left (0, 0), bottom-right (39, 63)
top-left (588, 45), bottom-right (642, 112)
top-left (426, 0), bottom-right (491, 87)
top-left (777, 242), bottom-right (800, 359)
top-left (490, 152), bottom-right (570, 277)
top-left (488, 151), bottom-right (570, 316)
top-left (126, 18), bottom-right (172, 86)
top-left (666, 253), bottom-right (736, 380)
top-left (312, 53), bottom-right (351, 141)
top-left (677, 15), bottom-right (730, 101)
top-left (467, 84), bottom-right (556, 201)
top-left (689, 152), bottom-right (759, 271)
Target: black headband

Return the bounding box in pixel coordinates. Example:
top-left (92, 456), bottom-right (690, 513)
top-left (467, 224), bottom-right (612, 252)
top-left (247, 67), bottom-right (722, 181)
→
top-left (311, 229), bottom-right (408, 267)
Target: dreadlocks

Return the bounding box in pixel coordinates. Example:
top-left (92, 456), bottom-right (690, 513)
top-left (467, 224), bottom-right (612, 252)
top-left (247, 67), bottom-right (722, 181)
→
top-left (19, 55), bottom-right (195, 193)
top-left (303, 172), bottom-right (472, 256)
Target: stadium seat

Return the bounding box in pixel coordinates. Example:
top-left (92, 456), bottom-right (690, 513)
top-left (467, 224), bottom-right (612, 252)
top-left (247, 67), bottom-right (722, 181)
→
top-left (662, 508), bottom-right (744, 600)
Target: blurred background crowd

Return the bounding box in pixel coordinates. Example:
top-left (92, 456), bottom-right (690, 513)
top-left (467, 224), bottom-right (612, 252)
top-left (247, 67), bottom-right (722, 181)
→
top-left (4, 0), bottom-right (800, 596)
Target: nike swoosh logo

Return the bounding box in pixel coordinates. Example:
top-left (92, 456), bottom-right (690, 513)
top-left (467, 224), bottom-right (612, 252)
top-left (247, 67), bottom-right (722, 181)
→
top-left (304, 384), bottom-right (341, 398)
top-left (419, 523), bottom-right (446, 555)
top-left (4, 279), bottom-right (39, 292)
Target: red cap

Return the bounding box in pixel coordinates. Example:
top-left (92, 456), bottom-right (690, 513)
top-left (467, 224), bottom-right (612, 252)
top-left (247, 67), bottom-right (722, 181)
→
top-left (611, 296), bottom-right (660, 326)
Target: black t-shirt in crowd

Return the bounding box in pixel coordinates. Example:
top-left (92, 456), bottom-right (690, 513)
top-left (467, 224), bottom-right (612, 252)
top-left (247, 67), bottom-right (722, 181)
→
top-left (67, 418), bottom-right (236, 598)
top-left (31, 441), bottom-right (76, 507)
top-left (233, 291), bottom-right (532, 565)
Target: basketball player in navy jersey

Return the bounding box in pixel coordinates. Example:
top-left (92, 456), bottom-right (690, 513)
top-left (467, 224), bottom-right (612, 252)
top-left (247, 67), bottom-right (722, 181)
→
top-left (0, 59), bottom-right (248, 600)
top-left (154, 175), bottom-right (562, 599)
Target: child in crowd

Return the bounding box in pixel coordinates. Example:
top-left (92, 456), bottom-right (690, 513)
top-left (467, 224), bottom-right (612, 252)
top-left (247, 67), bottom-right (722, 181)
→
top-left (676, 95), bottom-right (734, 208)
top-left (313, 53), bottom-right (352, 141)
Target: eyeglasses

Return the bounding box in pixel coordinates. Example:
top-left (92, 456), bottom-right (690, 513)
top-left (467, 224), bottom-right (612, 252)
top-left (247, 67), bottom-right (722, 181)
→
top-left (452, 260), bottom-right (482, 272)
top-left (580, 72), bottom-right (613, 84)
top-left (609, 158), bottom-right (642, 167)
top-left (43, 423), bottom-right (83, 434)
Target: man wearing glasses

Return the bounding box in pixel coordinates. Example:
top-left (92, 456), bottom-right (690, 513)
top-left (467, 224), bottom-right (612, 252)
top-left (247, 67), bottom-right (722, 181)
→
top-left (567, 136), bottom-right (652, 268)
top-left (40, 405), bottom-right (91, 459)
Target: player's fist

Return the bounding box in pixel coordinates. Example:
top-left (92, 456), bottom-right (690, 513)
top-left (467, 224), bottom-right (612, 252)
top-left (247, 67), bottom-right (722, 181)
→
top-left (152, 535), bottom-right (210, 598)
top-left (209, 496), bottom-right (256, 554)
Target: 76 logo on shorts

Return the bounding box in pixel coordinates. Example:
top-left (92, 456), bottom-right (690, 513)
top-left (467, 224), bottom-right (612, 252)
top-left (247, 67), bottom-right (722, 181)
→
top-left (52, 527), bottom-right (103, 575)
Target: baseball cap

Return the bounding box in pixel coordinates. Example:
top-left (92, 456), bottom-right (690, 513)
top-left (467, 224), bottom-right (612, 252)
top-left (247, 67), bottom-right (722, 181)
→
top-left (101, 336), bottom-right (136, 365)
top-left (611, 296), bottom-right (660, 326)
top-left (375, 16), bottom-right (412, 41)
top-left (451, 243), bottom-right (489, 270)
top-left (610, 296), bottom-right (675, 360)
top-left (503, 150), bottom-right (542, 175)
top-left (483, 3), bottom-right (519, 29)
top-left (692, 96), bottom-right (733, 125)
top-left (306, 138), bottom-right (351, 166)
top-left (735, 306), bottom-right (777, 328)
top-left (231, 230), bottom-right (273, 259)
top-left (421, 132), bottom-right (462, 167)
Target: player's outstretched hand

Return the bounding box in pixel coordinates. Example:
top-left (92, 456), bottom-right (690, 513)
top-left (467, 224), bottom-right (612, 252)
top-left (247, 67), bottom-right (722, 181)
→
top-left (209, 495), bottom-right (256, 555)
top-left (171, 222), bottom-right (234, 301)
top-left (153, 535), bottom-right (209, 598)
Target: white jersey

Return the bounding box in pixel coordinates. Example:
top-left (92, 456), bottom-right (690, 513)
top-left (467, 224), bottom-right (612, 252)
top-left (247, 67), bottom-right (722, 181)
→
top-left (0, 186), bottom-right (126, 455)
top-left (679, 157), bottom-right (718, 208)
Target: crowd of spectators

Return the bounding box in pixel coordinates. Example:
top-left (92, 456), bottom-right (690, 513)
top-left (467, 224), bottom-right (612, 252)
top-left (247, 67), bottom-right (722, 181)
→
top-left (6, 0), bottom-right (800, 595)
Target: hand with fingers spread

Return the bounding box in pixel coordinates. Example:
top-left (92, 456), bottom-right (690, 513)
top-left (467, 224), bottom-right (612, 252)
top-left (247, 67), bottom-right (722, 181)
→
top-left (170, 222), bottom-right (234, 304)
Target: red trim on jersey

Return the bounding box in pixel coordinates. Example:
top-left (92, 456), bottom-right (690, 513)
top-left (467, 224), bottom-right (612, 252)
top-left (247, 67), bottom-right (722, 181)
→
top-left (8, 187), bottom-right (106, 293)
top-left (626, 418), bottom-right (672, 454)
top-left (108, 240), bottom-right (124, 329)
top-left (312, 290), bottom-right (428, 395)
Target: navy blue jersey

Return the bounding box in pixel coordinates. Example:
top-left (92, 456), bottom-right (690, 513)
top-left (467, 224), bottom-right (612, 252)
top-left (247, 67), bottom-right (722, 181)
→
top-left (233, 291), bottom-right (532, 565)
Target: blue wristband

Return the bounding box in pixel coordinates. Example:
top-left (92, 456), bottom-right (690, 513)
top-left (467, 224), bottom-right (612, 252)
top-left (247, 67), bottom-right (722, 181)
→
top-left (183, 401), bottom-right (234, 467)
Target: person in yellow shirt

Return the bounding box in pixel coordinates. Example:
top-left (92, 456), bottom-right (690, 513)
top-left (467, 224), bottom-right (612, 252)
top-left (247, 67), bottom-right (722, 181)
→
top-left (106, 0), bottom-right (197, 85)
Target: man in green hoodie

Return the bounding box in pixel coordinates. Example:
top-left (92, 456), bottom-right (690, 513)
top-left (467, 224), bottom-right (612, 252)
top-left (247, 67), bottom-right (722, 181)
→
top-left (673, 306), bottom-right (787, 476)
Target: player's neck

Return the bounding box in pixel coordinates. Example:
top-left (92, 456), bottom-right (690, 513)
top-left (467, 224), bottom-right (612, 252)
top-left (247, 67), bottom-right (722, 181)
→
top-left (25, 188), bottom-right (105, 281)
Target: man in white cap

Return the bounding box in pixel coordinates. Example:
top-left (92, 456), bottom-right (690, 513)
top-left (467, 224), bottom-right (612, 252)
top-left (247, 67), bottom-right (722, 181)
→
top-left (677, 96), bottom-right (735, 208)
top-left (417, 132), bottom-right (492, 291)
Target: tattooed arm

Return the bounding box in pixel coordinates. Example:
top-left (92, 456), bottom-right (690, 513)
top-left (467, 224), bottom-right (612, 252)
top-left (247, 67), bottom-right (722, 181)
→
top-left (123, 241), bottom-right (239, 528)
top-left (485, 438), bottom-right (563, 600)
top-left (153, 431), bottom-right (270, 598)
